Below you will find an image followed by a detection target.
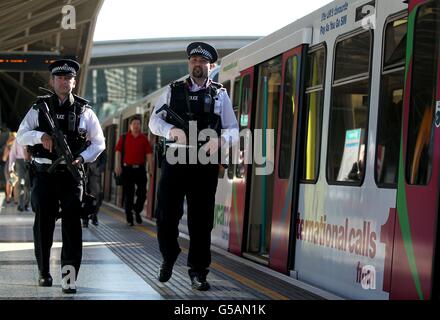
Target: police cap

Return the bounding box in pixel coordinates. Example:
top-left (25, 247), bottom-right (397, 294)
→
top-left (48, 59), bottom-right (80, 76)
top-left (186, 42), bottom-right (218, 64)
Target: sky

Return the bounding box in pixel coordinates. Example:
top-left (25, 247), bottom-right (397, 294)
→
top-left (93, 0), bottom-right (332, 41)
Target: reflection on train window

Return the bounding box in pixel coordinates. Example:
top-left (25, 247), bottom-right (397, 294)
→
top-left (406, 2), bottom-right (439, 185)
top-left (383, 18), bottom-right (407, 70)
top-left (333, 31), bottom-right (371, 82)
top-left (327, 31), bottom-right (372, 184)
top-left (255, 57), bottom-right (281, 175)
top-left (248, 56), bottom-right (281, 257)
top-left (222, 80), bottom-right (231, 96)
top-left (235, 75), bottom-right (251, 179)
top-left (278, 55), bottom-right (298, 179)
top-left (375, 17), bottom-right (406, 187)
top-left (301, 46), bottom-right (326, 182)
top-left (228, 78), bottom-right (241, 180)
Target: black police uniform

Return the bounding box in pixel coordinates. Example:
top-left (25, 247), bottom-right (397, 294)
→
top-left (154, 42), bottom-right (224, 290)
top-left (16, 59), bottom-right (104, 292)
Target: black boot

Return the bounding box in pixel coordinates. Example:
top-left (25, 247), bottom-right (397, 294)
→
top-left (157, 262), bottom-right (173, 282)
top-left (190, 274), bottom-right (210, 291)
top-left (38, 272), bottom-right (53, 287)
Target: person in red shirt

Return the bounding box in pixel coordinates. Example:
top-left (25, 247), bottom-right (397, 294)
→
top-left (115, 116), bottom-right (153, 226)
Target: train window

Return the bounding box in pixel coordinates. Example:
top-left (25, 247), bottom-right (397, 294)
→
top-left (327, 31), bottom-right (372, 184)
top-left (223, 80), bottom-right (231, 96)
top-left (255, 57), bottom-right (281, 176)
top-left (333, 31), bottom-right (371, 82)
top-left (278, 55), bottom-right (298, 179)
top-left (228, 78), bottom-right (241, 180)
top-left (375, 16), bottom-right (407, 187)
top-left (301, 46), bottom-right (326, 182)
top-left (233, 78), bottom-right (241, 115)
top-left (236, 74), bottom-right (251, 179)
top-left (406, 2), bottom-right (439, 185)
top-left (383, 18), bottom-right (407, 70)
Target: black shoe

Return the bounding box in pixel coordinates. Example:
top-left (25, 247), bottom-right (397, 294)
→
top-left (91, 214), bottom-right (99, 226)
top-left (135, 213), bottom-right (142, 224)
top-left (17, 206), bottom-right (24, 212)
top-left (190, 274), bottom-right (210, 291)
top-left (157, 262), bottom-right (173, 282)
top-left (82, 220), bottom-right (89, 228)
top-left (38, 273), bottom-right (53, 287)
top-left (127, 221), bottom-right (134, 226)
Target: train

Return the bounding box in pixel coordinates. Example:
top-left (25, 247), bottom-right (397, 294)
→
top-left (99, 0), bottom-right (440, 300)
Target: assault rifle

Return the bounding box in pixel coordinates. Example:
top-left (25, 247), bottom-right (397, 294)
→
top-left (156, 104), bottom-right (228, 168)
top-left (32, 101), bottom-right (85, 184)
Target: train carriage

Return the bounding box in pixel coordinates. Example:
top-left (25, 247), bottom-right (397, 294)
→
top-left (101, 0), bottom-right (440, 299)
top-left (218, 0), bottom-right (439, 299)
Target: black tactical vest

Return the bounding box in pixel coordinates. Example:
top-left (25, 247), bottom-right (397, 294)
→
top-left (28, 93), bottom-right (89, 161)
top-left (167, 78), bottom-right (222, 136)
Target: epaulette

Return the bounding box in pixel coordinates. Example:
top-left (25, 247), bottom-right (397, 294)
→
top-left (209, 81), bottom-right (223, 90)
top-left (73, 94), bottom-right (90, 105)
top-left (35, 95), bottom-right (52, 104)
top-left (170, 79), bottom-right (186, 88)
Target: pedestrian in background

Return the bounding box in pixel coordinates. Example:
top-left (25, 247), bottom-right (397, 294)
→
top-left (114, 116), bottom-right (153, 226)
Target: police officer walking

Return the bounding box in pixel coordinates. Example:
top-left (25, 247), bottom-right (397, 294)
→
top-left (149, 42), bottom-right (238, 291)
top-left (16, 59), bottom-right (105, 294)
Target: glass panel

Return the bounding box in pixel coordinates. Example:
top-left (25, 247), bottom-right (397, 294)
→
top-left (384, 18), bottom-right (407, 69)
top-left (236, 75), bottom-right (251, 179)
top-left (376, 70), bottom-right (404, 186)
top-left (222, 80), bottom-right (231, 96)
top-left (228, 78), bottom-right (240, 180)
top-left (334, 31), bottom-right (371, 81)
top-left (306, 48), bottom-right (326, 88)
top-left (327, 79), bottom-right (370, 183)
top-left (406, 2), bottom-right (439, 185)
top-left (301, 47), bottom-right (326, 181)
top-left (302, 91), bottom-right (324, 181)
top-left (278, 55), bottom-right (298, 179)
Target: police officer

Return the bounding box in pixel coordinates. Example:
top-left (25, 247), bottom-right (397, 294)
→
top-left (149, 42), bottom-right (238, 291)
top-left (16, 58), bottom-right (105, 294)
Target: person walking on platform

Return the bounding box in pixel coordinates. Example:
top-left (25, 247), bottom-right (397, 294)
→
top-left (149, 42), bottom-right (238, 291)
top-left (8, 139), bottom-right (31, 211)
top-left (114, 116), bottom-right (153, 226)
top-left (16, 58), bottom-right (105, 294)
top-left (82, 151), bottom-right (107, 227)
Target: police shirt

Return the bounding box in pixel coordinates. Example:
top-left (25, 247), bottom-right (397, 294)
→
top-left (149, 77), bottom-right (239, 146)
top-left (16, 94), bottom-right (105, 164)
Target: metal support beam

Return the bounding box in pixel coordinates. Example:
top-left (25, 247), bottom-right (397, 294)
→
top-left (0, 72), bottom-right (38, 98)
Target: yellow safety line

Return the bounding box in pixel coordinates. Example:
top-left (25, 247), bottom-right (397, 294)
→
top-left (100, 205), bottom-right (289, 300)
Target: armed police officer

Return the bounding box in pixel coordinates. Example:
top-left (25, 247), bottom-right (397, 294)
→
top-left (16, 59), bottom-right (105, 294)
top-left (149, 42), bottom-right (238, 291)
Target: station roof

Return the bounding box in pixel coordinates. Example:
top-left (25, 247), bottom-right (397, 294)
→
top-left (0, 0), bottom-right (104, 130)
top-left (90, 36), bottom-right (260, 67)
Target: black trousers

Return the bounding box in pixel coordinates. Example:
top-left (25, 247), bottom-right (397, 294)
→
top-left (31, 169), bottom-right (83, 278)
top-left (156, 160), bottom-right (219, 277)
top-left (122, 166), bottom-right (147, 222)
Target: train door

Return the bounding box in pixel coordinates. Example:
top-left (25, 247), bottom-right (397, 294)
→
top-left (103, 124), bottom-right (117, 204)
top-left (392, 0), bottom-right (440, 299)
top-left (270, 46), bottom-right (305, 272)
top-left (244, 57), bottom-right (282, 264)
top-left (228, 67), bottom-right (254, 255)
top-left (143, 109), bottom-right (157, 220)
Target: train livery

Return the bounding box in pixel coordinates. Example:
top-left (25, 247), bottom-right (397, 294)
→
top-left (100, 0), bottom-right (440, 300)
